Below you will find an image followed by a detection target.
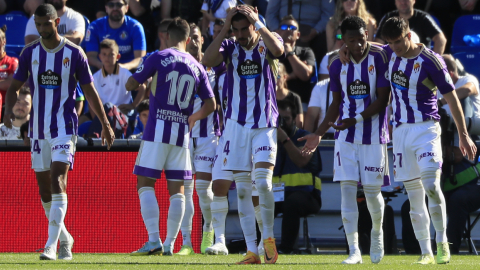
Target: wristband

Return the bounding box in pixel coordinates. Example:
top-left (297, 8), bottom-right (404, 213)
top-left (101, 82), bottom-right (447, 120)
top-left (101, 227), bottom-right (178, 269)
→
top-left (254, 21), bottom-right (266, 30)
top-left (282, 137), bottom-right (290, 145)
top-left (355, 114), bottom-right (364, 123)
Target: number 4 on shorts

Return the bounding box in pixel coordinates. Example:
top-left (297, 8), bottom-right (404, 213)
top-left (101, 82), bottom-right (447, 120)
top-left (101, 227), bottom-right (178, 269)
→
top-left (223, 141), bottom-right (230, 155)
top-left (32, 140), bottom-right (41, 154)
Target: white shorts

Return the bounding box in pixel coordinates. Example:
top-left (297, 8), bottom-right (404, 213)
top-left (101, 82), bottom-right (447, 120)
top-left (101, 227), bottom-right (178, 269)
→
top-left (252, 177), bottom-right (258, 196)
top-left (222, 119), bottom-right (277, 171)
top-left (31, 135), bottom-right (77, 172)
top-left (392, 120), bottom-right (442, 182)
top-left (333, 140), bottom-right (389, 186)
top-left (189, 136), bottom-right (218, 174)
top-left (212, 136), bottom-right (234, 181)
top-left (133, 141), bottom-right (192, 180)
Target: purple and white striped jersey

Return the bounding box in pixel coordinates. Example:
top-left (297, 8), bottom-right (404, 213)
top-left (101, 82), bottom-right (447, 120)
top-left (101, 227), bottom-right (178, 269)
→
top-left (132, 48), bottom-right (214, 148)
top-left (13, 38), bottom-right (93, 139)
top-left (385, 44), bottom-right (454, 126)
top-left (190, 65), bottom-right (221, 138)
top-left (329, 44), bottom-right (390, 144)
top-left (220, 35), bottom-right (283, 128)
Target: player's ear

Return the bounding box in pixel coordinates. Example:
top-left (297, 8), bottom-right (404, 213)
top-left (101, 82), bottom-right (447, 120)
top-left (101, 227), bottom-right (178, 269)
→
top-left (116, 53), bottom-right (121, 60)
top-left (55, 17), bottom-right (60, 26)
top-left (365, 30), bottom-right (368, 40)
top-left (201, 35), bottom-right (204, 45)
top-left (186, 36), bottom-right (191, 45)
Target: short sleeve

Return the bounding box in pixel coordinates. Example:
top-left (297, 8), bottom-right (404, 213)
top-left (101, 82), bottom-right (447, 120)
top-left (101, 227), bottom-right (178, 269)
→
top-left (197, 68), bottom-right (215, 100)
top-left (328, 60), bottom-right (342, 92)
top-left (421, 13), bottom-right (441, 39)
top-left (24, 16), bottom-right (38, 37)
top-left (13, 48), bottom-right (30, 82)
top-left (132, 22), bottom-right (146, 52)
top-left (69, 12), bottom-right (86, 35)
top-left (76, 50), bottom-right (93, 85)
top-left (463, 75), bottom-right (480, 94)
top-left (374, 49), bottom-right (390, 88)
top-left (301, 47), bottom-right (316, 67)
top-left (132, 53), bottom-right (157, 84)
top-left (429, 55), bottom-right (455, 95)
top-left (85, 23), bottom-right (100, 53)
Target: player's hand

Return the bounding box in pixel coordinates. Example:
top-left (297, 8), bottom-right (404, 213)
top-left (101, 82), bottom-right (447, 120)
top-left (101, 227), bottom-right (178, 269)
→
top-left (458, 132), bottom-right (477, 161)
top-left (101, 123), bottom-right (115, 150)
top-left (2, 110), bottom-right (14, 129)
top-left (330, 118), bottom-right (356, 131)
top-left (237, 5), bottom-right (259, 25)
top-left (298, 133), bottom-right (321, 156)
top-left (225, 6), bottom-right (238, 27)
top-left (339, 44), bottom-right (350, 65)
top-left (188, 114), bottom-right (199, 133)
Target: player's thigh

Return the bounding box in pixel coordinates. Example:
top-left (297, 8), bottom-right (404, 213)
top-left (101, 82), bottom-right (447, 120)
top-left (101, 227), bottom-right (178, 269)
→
top-left (221, 119), bottom-right (252, 171)
top-left (412, 121), bottom-right (443, 172)
top-left (333, 140), bottom-right (360, 182)
top-left (50, 135), bottom-right (76, 170)
top-left (358, 144), bottom-right (388, 186)
top-left (164, 145), bottom-right (193, 180)
top-left (133, 141), bottom-right (169, 180)
top-left (251, 127), bottom-right (277, 167)
top-left (392, 125), bottom-right (420, 182)
top-left (30, 138), bottom-right (52, 172)
top-left (192, 136), bottom-right (218, 175)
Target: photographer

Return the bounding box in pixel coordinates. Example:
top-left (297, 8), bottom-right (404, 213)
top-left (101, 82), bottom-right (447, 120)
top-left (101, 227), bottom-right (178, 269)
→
top-left (273, 100), bottom-right (322, 254)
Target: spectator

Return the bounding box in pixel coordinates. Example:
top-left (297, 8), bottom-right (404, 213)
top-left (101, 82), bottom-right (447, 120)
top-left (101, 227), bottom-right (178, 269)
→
top-left (326, 0), bottom-right (376, 52)
top-left (276, 63), bottom-right (303, 128)
top-left (276, 15), bottom-right (315, 113)
top-left (92, 39), bottom-right (145, 116)
top-left (85, 0), bottom-right (146, 71)
top-left (19, 120), bottom-right (29, 146)
top-left (0, 25), bottom-right (18, 121)
top-left (318, 28), bottom-right (343, 81)
top-left (201, 0), bottom-right (236, 37)
top-left (129, 98), bottom-right (148, 139)
top-left (273, 99), bottom-right (322, 254)
top-left (266, 0), bottom-right (335, 61)
top-left (212, 18), bottom-right (228, 40)
top-left (0, 86), bottom-right (31, 139)
top-left (0, 0), bottom-right (42, 16)
top-left (170, 0), bottom-right (204, 24)
top-left (375, 0), bottom-right (447, 54)
top-left (65, 0), bottom-right (107, 23)
top-left (304, 51), bottom-right (337, 137)
top-left (25, 0), bottom-right (85, 45)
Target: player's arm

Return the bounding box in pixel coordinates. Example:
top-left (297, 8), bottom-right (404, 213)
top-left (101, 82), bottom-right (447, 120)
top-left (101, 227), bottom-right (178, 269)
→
top-left (188, 97), bottom-right (216, 132)
top-left (81, 82), bottom-right (115, 149)
top-left (3, 79), bottom-right (25, 128)
top-left (287, 48), bottom-right (314, 82)
top-left (304, 106), bottom-right (320, 133)
top-left (442, 90), bottom-right (477, 160)
top-left (125, 76), bottom-right (140, 91)
top-left (204, 8), bottom-right (238, 67)
top-left (432, 32), bottom-right (447, 55)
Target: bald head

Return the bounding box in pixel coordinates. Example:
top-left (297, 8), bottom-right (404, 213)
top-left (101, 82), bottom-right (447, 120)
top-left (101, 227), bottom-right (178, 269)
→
top-left (442, 54), bottom-right (457, 75)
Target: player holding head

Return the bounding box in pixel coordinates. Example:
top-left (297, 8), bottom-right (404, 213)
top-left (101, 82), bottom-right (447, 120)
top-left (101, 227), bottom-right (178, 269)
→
top-left (3, 3), bottom-right (115, 261)
top-left (203, 4), bottom-right (284, 264)
top-left (300, 16), bottom-right (391, 264)
top-left (380, 17), bottom-right (476, 264)
top-left (126, 17), bottom-right (216, 256)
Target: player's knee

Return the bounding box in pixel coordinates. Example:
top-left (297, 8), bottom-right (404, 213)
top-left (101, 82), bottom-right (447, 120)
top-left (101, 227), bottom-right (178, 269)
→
top-left (254, 169), bottom-right (273, 193)
top-left (420, 168), bottom-right (442, 202)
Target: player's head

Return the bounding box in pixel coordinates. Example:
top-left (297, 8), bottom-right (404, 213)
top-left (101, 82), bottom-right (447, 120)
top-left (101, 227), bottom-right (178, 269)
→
top-left (277, 99), bottom-right (297, 136)
top-left (34, 4), bottom-right (60, 40)
top-left (381, 17), bottom-right (412, 57)
top-left (340, 16), bottom-right (368, 58)
top-left (395, 0), bottom-right (415, 16)
top-left (105, 0), bottom-right (128, 22)
top-left (158, 18), bottom-right (173, 50)
top-left (187, 23), bottom-right (204, 57)
top-left (231, 5), bottom-right (256, 48)
top-left (277, 15), bottom-right (299, 45)
top-left (136, 99), bottom-right (149, 128)
top-left (47, 0), bottom-right (67, 10)
top-left (213, 19), bottom-right (226, 40)
top-left (166, 17), bottom-right (191, 49)
top-left (442, 54), bottom-right (458, 81)
top-left (99, 39), bottom-right (120, 66)
top-left (13, 86), bottom-right (32, 120)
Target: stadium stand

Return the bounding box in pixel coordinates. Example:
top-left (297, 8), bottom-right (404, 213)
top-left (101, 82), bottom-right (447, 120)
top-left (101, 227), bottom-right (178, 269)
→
top-left (453, 52), bottom-right (480, 79)
top-left (451, 15), bottom-right (480, 54)
top-left (0, 11), bottom-right (28, 57)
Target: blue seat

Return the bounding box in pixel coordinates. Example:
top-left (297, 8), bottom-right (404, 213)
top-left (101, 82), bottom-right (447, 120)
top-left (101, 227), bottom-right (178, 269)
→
top-left (454, 52), bottom-right (480, 79)
top-left (451, 15), bottom-right (480, 54)
top-left (0, 11), bottom-right (29, 56)
top-left (78, 121), bottom-right (92, 137)
top-left (81, 15), bottom-right (90, 51)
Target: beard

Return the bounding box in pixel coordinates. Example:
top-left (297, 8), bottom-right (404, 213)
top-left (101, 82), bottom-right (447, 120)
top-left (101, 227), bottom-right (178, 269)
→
top-left (108, 12), bottom-right (123, 22)
top-left (49, 0), bottom-right (65, 10)
top-left (40, 31), bottom-right (55, 40)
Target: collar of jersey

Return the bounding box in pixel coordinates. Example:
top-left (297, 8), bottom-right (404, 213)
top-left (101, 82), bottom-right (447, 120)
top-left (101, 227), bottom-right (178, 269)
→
top-left (239, 34), bottom-right (261, 51)
top-left (400, 43), bottom-right (425, 60)
top-left (102, 62), bottom-right (120, 77)
top-left (40, 37), bottom-right (66, 54)
top-left (349, 42), bottom-right (371, 65)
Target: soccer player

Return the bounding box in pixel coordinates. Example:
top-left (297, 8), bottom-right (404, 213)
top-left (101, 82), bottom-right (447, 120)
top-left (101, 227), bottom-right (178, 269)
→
top-left (300, 16), bottom-right (391, 264)
top-left (174, 23), bottom-right (220, 255)
top-left (3, 4), bottom-right (115, 261)
top-left (126, 18), bottom-right (216, 256)
top-left (203, 5), bottom-right (284, 264)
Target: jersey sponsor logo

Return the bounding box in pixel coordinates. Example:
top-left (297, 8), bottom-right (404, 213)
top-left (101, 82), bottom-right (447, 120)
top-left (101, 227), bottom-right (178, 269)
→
top-left (391, 70), bottom-right (409, 91)
top-left (417, 151), bottom-right (436, 162)
top-left (258, 46), bottom-right (265, 55)
top-left (63, 57), bottom-right (70, 68)
top-left (347, 79), bottom-right (370, 99)
top-left (237, 59), bottom-right (262, 79)
top-left (120, 31), bottom-right (128, 40)
top-left (413, 62), bottom-right (421, 73)
top-left (364, 166), bottom-right (384, 172)
top-left (195, 155), bottom-right (214, 162)
top-left (254, 145), bottom-right (275, 154)
top-left (368, 64), bottom-right (375, 75)
top-left (118, 45), bottom-right (132, 54)
top-left (156, 108), bottom-right (188, 124)
top-left (136, 64), bottom-right (144, 73)
top-left (52, 144), bottom-right (70, 151)
top-left (39, 69), bottom-right (62, 90)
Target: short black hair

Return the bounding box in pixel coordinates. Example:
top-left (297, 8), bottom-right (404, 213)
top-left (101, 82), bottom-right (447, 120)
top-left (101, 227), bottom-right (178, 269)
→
top-left (19, 85), bottom-right (31, 97)
top-left (158, 18), bottom-right (172, 33)
top-left (136, 99), bottom-right (149, 113)
top-left (381, 17), bottom-right (409, 41)
top-left (280, 15), bottom-right (298, 27)
top-left (104, 0), bottom-right (127, 5)
top-left (277, 99), bottom-right (297, 120)
top-left (231, 5), bottom-right (254, 23)
top-left (34, 3), bottom-right (58, 19)
top-left (340, 16), bottom-right (367, 36)
top-left (167, 17), bottom-right (190, 42)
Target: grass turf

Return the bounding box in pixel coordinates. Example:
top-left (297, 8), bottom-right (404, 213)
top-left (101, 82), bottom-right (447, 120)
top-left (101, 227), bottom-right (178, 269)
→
top-left (0, 253), bottom-right (479, 269)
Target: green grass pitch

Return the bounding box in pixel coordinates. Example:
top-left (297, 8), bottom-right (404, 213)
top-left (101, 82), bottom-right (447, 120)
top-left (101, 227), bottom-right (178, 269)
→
top-left (0, 254), bottom-right (479, 269)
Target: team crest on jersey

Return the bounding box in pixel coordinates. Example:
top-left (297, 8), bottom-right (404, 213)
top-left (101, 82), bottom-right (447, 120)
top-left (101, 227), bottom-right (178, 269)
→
top-left (237, 59), bottom-right (262, 79)
top-left (347, 79), bottom-right (370, 99)
top-left (120, 31), bottom-right (128, 40)
top-left (232, 53), bottom-right (239, 59)
top-left (258, 46), bottom-right (265, 55)
top-left (391, 70), bottom-right (409, 91)
top-left (223, 157), bottom-right (227, 166)
top-left (391, 56), bottom-right (395, 62)
top-left (413, 62), bottom-right (421, 73)
top-left (136, 64), bottom-right (144, 73)
top-left (63, 57), bottom-right (70, 68)
top-left (32, 60), bottom-right (39, 65)
top-left (368, 65), bottom-right (375, 75)
top-left (39, 69), bottom-right (62, 90)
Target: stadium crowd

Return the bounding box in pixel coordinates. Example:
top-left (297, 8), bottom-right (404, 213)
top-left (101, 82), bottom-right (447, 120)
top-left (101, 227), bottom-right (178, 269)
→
top-left (1, 0), bottom-right (480, 264)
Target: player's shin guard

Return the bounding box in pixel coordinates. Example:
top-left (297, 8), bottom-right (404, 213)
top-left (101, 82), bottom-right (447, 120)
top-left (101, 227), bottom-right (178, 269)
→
top-left (363, 185), bottom-right (384, 231)
top-left (421, 169), bottom-right (447, 243)
top-left (45, 194), bottom-right (67, 248)
top-left (211, 196), bottom-right (228, 244)
top-left (254, 168), bottom-right (274, 239)
top-left (196, 179), bottom-right (214, 232)
top-left (234, 172), bottom-right (258, 255)
top-left (404, 179), bottom-right (432, 255)
top-left (42, 200), bottom-right (71, 242)
top-left (340, 181), bottom-right (360, 252)
top-left (138, 187), bottom-right (161, 243)
top-left (180, 180), bottom-right (194, 246)
top-left (164, 193), bottom-right (185, 248)
top-left (254, 205), bottom-right (263, 236)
